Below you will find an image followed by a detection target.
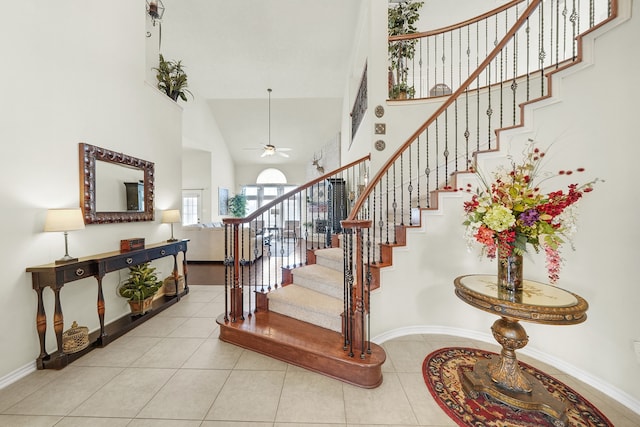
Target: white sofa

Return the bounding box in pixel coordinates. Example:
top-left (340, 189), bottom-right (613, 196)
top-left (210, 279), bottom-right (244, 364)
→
top-left (181, 223), bottom-right (263, 262)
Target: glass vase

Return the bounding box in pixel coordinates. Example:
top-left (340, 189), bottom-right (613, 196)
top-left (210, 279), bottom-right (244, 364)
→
top-left (497, 249), bottom-right (523, 293)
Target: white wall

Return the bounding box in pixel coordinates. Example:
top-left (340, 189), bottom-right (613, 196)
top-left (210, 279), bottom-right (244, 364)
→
top-left (181, 96), bottom-right (235, 224)
top-left (182, 148), bottom-right (213, 223)
top-left (0, 1), bottom-right (183, 382)
top-left (368, 1), bottom-right (640, 411)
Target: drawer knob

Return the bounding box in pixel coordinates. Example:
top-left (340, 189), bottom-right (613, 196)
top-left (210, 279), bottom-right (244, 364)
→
top-left (126, 258), bottom-right (133, 264)
top-left (160, 250), bottom-right (166, 255)
top-left (75, 268), bottom-right (85, 276)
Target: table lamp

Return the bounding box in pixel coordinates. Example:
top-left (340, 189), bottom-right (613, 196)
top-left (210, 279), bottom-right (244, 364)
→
top-left (44, 208), bottom-right (85, 264)
top-left (161, 209), bottom-right (181, 242)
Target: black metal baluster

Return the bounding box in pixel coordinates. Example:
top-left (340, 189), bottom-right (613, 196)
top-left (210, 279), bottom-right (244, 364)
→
top-left (425, 130), bottom-right (431, 208)
top-left (435, 117), bottom-right (440, 190)
top-left (400, 153), bottom-right (404, 226)
top-left (444, 109), bottom-right (450, 188)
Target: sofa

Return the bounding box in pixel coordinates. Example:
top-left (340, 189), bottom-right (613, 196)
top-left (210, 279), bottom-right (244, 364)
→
top-left (181, 223), bottom-right (263, 262)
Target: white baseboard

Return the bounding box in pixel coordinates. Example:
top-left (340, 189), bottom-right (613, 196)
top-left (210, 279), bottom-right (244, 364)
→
top-left (0, 361), bottom-right (36, 390)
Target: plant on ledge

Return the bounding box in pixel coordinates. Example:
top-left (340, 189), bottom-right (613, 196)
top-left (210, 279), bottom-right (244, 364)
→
top-left (389, 82), bottom-right (416, 100)
top-left (153, 54), bottom-right (193, 102)
top-left (463, 140), bottom-right (600, 284)
top-left (118, 263), bottom-right (162, 314)
top-left (388, 0), bottom-right (423, 100)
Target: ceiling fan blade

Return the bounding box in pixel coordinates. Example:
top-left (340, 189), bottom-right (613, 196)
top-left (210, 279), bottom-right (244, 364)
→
top-left (278, 147), bottom-right (293, 152)
top-left (278, 151), bottom-right (290, 158)
top-left (260, 151), bottom-right (269, 158)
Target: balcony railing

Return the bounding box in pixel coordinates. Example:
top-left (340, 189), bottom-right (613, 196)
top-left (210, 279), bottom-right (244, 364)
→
top-left (390, 0), bottom-right (613, 100)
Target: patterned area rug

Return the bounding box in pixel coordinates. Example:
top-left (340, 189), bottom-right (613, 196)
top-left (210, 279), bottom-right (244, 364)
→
top-left (423, 347), bottom-right (612, 427)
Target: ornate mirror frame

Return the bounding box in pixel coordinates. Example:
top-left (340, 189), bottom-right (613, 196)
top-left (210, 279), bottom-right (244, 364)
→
top-left (79, 142), bottom-right (155, 224)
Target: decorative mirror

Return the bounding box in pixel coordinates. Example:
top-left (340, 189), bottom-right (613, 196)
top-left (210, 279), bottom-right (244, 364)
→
top-left (79, 142), bottom-right (155, 224)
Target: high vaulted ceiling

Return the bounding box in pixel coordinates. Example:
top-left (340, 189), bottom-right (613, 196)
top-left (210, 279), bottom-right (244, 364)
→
top-left (158, 0), bottom-right (364, 166)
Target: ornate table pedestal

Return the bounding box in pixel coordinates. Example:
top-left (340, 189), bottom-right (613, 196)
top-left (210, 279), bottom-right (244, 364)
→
top-left (454, 275), bottom-right (588, 427)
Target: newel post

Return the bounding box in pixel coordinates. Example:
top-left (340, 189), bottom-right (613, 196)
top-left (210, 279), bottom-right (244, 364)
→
top-left (341, 219), bottom-right (371, 358)
top-left (224, 220), bottom-right (244, 322)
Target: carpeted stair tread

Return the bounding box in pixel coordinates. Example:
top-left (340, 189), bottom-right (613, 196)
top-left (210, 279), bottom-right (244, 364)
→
top-left (314, 247), bottom-right (344, 272)
top-left (291, 263), bottom-right (343, 299)
top-left (268, 284), bottom-right (343, 332)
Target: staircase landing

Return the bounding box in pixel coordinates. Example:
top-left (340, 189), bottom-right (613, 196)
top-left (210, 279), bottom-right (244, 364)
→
top-left (217, 311), bottom-right (386, 388)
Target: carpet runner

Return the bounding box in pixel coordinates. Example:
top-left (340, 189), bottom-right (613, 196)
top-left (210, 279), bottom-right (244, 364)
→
top-left (423, 347), bottom-right (612, 427)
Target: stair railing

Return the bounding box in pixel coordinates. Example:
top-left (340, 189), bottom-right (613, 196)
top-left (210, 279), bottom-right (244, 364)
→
top-left (222, 155), bottom-right (370, 323)
top-left (344, 0), bottom-right (616, 358)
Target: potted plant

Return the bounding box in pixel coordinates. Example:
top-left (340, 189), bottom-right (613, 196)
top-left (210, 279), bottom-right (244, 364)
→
top-left (118, 262), bottom-right (163, 315)
top-left (228, 194), bottom-right (247, 218)
top-left (388, 1), bottom-right (423, 99)
top-left (153, 54), bottom-right (193, 102)
top-left (389, 81), bottom-right (416, 100)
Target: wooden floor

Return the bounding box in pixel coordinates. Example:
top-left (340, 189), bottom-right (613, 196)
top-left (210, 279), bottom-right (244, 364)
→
top-left (187, 238), bottom-right (321, 286)
top-left (217, 310), bottom-right (386, 388)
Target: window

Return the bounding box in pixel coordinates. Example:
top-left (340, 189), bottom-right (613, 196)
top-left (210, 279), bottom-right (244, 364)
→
top-left (242, 186), bottom-right (299, 219)
top-left (181, 190), bottom-right (202, 225)
top-left (243, 168), bottom-right (300, 220)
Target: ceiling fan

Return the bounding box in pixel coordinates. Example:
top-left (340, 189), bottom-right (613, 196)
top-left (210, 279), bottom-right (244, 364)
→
top-left (243, 88), bottom-right (293, 158)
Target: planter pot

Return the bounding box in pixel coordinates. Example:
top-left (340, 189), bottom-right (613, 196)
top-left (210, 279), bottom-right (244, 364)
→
top-left (128, 296), bottom-right (154, 315)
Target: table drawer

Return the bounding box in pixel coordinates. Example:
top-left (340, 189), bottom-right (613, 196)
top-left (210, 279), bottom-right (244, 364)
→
top-left (104, 251), bottom-right (149, 271)
top-left (62, 262), bottom-right (98, 282)
top-left (147, 246), bottom-right (176, 260)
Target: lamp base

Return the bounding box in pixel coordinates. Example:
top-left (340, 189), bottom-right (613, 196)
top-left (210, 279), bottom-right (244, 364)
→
top-left (55, 255), bottom-right (78, 264)
top-left (167, 238), bottom-right (178, 242)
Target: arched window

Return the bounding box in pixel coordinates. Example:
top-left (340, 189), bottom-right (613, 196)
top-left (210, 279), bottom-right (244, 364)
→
top-left (256, 168), bottom-right (287, 184)
top-left (244, 169), bottom-right (297, 216)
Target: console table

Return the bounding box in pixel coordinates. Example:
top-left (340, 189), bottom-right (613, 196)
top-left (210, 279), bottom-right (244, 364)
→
top-left (26, 240), bottom-right (189, 370)
top-left (453, 274), bottom-right (588, 426)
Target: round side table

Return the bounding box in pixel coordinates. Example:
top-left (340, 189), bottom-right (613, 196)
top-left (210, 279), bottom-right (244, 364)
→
top-left (454, 274), bottom-right (588, 426)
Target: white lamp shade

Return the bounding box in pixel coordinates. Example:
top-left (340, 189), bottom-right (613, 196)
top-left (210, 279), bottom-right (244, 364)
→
top-left (161, 209), bottom-right (181, 224)
top-left (44, 209), bottom-right (85, 232)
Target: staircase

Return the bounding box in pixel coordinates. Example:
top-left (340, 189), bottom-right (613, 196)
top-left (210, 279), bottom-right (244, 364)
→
top-left (217, 0), bottom-right (621, 389)
top-left (217, 248), bottom-right (386, 388)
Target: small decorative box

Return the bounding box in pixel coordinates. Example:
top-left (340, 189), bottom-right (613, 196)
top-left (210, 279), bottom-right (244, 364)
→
top-left (120, 238), bottom-right (145, 252)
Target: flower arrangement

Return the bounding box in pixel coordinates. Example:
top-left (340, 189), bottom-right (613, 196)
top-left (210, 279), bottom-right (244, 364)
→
top-left (463, 140), bottom-right (599, 283)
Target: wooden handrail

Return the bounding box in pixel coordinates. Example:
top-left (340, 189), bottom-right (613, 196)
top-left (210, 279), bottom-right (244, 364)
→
top-left (389, 0), bottom-right (524, 42)
top-left (224, 154), bottom-right (371, 225)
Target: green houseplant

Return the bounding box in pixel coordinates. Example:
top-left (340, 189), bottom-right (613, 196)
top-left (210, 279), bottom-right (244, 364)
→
top-left (118, 263), bottom-right (163, 315)
top-left (388, 0), bottom-right (423, 99)
top-left (153, 54), bottom-right (193, 102)
top-left (228, 194), bottom-right (247, 218)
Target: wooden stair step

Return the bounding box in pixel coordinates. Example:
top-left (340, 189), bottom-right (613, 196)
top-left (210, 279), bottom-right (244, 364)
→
top-left (216, 311), bottom-right (385, 388)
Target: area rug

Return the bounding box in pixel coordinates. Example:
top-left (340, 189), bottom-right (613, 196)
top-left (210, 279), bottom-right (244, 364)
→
top-left (423, 347), bottom-right (612, 427)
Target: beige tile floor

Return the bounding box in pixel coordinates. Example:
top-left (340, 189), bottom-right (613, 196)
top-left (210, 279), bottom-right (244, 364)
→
top-left (1, 285), bottom-right (638, 427)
